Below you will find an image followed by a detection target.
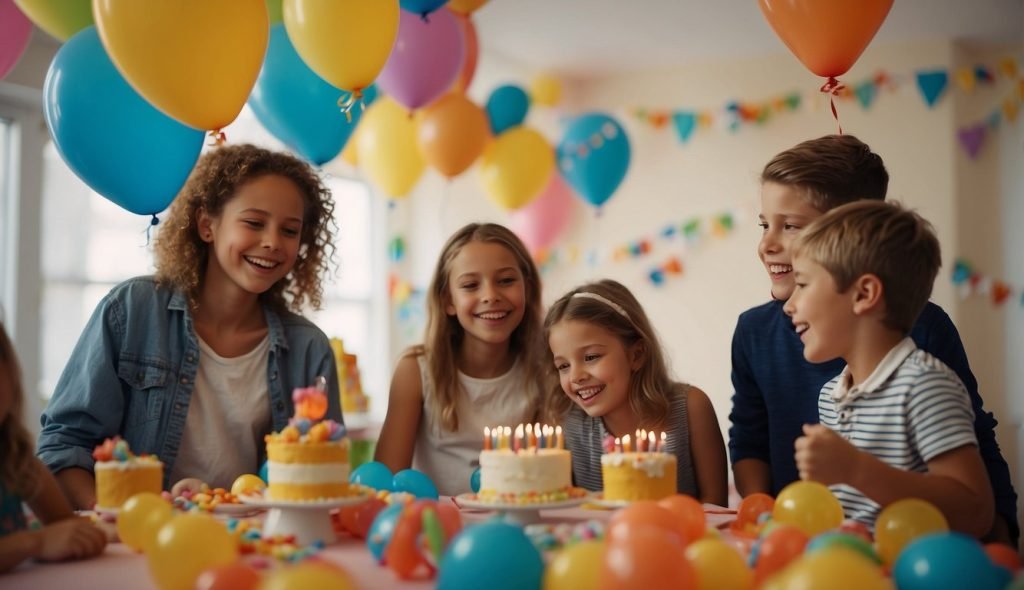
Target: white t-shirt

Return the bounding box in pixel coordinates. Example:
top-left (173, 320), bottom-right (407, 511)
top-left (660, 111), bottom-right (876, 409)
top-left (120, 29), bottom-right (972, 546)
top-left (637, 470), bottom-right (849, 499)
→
top-left (412, 355), bottom-right (536, 496)
top-left (169, 334), bottom-right (272, 489)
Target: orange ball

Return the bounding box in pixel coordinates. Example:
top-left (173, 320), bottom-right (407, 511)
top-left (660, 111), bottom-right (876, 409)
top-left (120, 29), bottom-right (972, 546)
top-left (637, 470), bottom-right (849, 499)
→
top-left (985, 542), bottom-right (1021, 573)
top-left (657, 494), bottom-right (707, 544)
top-left (737, 493), bottom-right (775, 525)
top-left (608, 501), bottom-right (691, 546)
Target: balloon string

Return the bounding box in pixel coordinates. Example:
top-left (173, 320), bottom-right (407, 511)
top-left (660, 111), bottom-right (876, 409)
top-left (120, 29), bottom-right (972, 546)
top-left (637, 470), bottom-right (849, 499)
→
top-left (207, 129), bottom-right (227, 146)
top-left (820, 77), bottom-right (845, 135)
top-left (337, 88), bottom-right (365, 123)
top-left (143, 215), bottom-right (159, 245)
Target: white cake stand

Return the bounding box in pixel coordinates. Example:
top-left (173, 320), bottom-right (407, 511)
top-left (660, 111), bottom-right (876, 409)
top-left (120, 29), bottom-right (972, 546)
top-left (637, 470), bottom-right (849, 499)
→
top-left (239, 493), bottom-right (371, 545)
top-left (454, 493), bottom-right (592, 525)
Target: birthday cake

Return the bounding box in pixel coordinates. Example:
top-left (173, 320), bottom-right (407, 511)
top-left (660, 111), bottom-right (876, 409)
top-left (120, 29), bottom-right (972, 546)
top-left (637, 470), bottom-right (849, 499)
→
top-left (265, 383), bottom-right (350, 501)
top-left (478, 424), bottom-right (580, 503)
top-left (93, 437), bottom-right (163, 510)
top-left (601, 431), bottom-right (676, 502)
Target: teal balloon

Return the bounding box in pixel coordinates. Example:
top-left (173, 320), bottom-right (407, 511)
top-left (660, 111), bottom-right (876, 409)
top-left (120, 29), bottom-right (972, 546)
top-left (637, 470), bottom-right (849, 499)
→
top-left (438, 521), bottom-right (543, 590)
top-left (248, 24), bottom-right (376, 166)
top-left (399, 0), bottom-right (448, 16)
top-left (486, 85), bottom-right (530, 135)
top-left (469, 467), bottom-right (480, 493)
top-left (258, 461), bottom-right (268, 483)
top-left (392, 469), bottom-right (439, 499)
top-left (42, 27), bottom-right (204, 216)
top-left (350, 461), bottom-right (393, 491)
top-left (893, 532), bottom-right (1004, 590)
top-left (366, 503), bottom-right (404, 562)
top-left (557, 113), bottom-right (630, 209)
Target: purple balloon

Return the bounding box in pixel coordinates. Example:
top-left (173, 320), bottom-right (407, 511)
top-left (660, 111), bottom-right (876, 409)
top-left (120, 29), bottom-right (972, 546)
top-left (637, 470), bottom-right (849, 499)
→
top-left (1, 0), bottom-right (32, 79)
top-left (376, 8), bottom-right (464, 111)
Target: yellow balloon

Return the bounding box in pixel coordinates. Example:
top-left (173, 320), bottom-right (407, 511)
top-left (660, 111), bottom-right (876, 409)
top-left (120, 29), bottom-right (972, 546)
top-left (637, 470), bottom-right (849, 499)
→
top-left (530, 74), bottom-right (562, 107)
top-left (480, 127), bottom-right (554, 210)
top-left (543, 540), bottom-right (604, 590)
top-left (230, 474), bottom-right (267, 496)
top-left (767, 547), bottom-right (890, 590)
top-left (94, 0), bottom-right (268, 131)
top-left (283, 0), bottom-right (399, 92)
top-left (356, 97), bottom-right (425, 198)
top-left (875, 498), bottom-right (948, 566)
top-left (259, 562), bottom-right (355, 590)
top-left (448, 0), bottom-right (488, 14)
top-left (117, 492), bottom-right (173, 553)
top-left (13, 0), bottom-right (93, 41)
top-left (341, 125), bottom-right (361, 167)
top-left (685, 539), bottom-right (754, 590)
top-left (771, 481), bottom-right (844, 537)
top-left (148, 514), bottom-right (238, 590)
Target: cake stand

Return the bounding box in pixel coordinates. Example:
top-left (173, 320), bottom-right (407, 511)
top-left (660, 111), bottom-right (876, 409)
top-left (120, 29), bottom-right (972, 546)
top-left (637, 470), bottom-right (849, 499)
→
top-left (454, 493), bottom-right (592, 525)
top-left (239, 492), bottom-right (372, 545)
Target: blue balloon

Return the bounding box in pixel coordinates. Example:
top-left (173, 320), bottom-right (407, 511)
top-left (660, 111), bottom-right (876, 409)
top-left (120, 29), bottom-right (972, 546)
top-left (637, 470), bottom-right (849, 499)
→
top-left (392, 468), bottom-right (439, 500)
top-left (366, 503), bottom-right (405, 562)
top-left (557, 113), bottom-right (631, 209)
top-left (258, 461), bottom-right (268, 483)
top-left (249, 24), bottom-right (376, 166)
top-left (469, 467), bottom-right (481, 493)
top-left (350, 461), bottom-right (393, 491)
top-left (438, 521), bottom-right (543, 590)
top-left (399, 0), bottom-right (448, 16)
top-left (42, 27), bottom-right (204, 216)
top-left (893, 532), bottom-right (1004, 590)
top-left (485, 85), bottom-right (530, 135)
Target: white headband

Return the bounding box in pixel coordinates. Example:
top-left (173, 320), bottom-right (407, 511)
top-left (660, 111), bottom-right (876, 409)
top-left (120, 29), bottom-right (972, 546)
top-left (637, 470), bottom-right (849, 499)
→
top-left (572, 292), bottom-right (630, 320)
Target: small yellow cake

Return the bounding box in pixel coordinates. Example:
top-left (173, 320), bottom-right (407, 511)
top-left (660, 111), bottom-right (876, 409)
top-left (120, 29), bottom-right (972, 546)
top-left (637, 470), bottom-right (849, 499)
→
top-left (92, 438), bottom-right (163, 510)
top-left (601, 452), bottom-right (677, 502)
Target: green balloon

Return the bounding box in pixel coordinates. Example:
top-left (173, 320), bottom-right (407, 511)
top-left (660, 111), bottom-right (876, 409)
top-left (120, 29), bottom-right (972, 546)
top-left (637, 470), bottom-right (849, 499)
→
top-left (14, 0), bottom-right (94, 41)
top-left (266, 0), bottom-right (283, 24)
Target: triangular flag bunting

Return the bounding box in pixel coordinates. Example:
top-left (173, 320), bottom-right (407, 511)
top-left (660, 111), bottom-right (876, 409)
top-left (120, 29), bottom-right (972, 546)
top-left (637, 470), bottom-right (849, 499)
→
top-left (974, 66), bottom-right (995, 83)
top-left (1004, 99), bottom-right (1019, 123)
top-left (855, 82), bottom-right (877, 109)
top-left (956, 67), bottom-right (977, 92)
top-left (916, 71), bottom-right (948, 108)
top-left (999, 57), bottom-right (1019, 79)
top-left (957, 124), bottom-right (987, 159)
top-left (672, 111), bottom-right (697, 144)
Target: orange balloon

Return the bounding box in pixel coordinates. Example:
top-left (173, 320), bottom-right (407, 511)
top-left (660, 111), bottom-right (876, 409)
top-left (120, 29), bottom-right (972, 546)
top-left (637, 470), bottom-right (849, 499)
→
top-left (757, 0), bottom-right (893, 78)
top-left (737, 493), bottom-right (775, 526)
top-left (450, 13), bottom-right (478, 93)
top-left (657, 495), bottom-right (706, 545)
top-left (754, 524), bottom-right (809, 585)
top-left (608, 501), bottom-right (690, 546)
top-left (448, 0), bottom-right (487, 15)
top-left (985, 542), bottom-right (1022, 573)
top-left (416, 92), bottom-right (489, 178)
top-left (600, 526), bottom-right (694, 590)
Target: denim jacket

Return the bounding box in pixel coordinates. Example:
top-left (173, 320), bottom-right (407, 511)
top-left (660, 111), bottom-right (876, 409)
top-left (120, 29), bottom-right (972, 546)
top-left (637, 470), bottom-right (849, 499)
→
top-left (37, 276), bottom-right (342, 488)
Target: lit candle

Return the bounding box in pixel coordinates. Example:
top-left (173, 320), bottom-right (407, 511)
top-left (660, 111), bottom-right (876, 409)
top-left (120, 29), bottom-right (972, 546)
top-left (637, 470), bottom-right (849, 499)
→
top-left (648, 430), bottom-right (656, 452)
top-left (614, 436), bottom-right (622, 453)
top-left (538, 425), bottom-right (547, 449)
top-left (504, 426), bottom-right (512, 450)
top-left (514, 424), bottom-right (524, 453)
top-left (623, 433), bottom-right (632, 453)
top-left (659, 431), bottom-right (667, 453)
top-left (526, 423), bottom-right (534, 450)
top-left (639, 429), bottom-right (647, 452)
top-left (556, 425), bottom-right (564, 449)
top-left (534, 422), bottom-right (542, 449)
top-left (484, 426), bottom-right (492, 450)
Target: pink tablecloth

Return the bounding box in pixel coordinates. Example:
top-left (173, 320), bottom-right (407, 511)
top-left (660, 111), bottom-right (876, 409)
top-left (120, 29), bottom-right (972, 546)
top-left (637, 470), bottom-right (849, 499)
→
top-left (3, 501), bottom-right (738, 590)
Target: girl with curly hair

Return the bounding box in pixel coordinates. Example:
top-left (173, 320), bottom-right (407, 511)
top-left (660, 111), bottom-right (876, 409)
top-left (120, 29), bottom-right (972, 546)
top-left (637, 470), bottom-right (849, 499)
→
top-left (38, 144), bottom-right (340, 509)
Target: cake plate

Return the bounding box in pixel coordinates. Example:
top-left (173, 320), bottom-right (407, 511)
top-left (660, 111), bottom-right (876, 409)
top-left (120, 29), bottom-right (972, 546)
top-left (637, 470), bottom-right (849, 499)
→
top-left (454, 493), bottom-right (592, 525)
top-left (239, 492), bottom-right (372, 545)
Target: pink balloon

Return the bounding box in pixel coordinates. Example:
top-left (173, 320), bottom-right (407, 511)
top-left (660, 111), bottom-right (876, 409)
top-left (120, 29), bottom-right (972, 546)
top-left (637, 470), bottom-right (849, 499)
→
top-left (1, 0), bottom-right (32, 79)
top-left (377, 8), bottom-right (464, 111)
top-left (509, 173), bottom-right (576, 253)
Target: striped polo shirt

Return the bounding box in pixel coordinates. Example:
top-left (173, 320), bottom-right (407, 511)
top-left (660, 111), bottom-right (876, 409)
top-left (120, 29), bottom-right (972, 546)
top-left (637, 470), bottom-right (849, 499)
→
top-left (818, 337), bottom-right (977, 528)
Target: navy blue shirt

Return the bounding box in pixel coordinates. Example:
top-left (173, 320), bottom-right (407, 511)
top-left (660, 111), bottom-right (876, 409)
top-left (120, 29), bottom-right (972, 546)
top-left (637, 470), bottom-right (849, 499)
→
top-left (728, 300), bottom-right (1018, 543)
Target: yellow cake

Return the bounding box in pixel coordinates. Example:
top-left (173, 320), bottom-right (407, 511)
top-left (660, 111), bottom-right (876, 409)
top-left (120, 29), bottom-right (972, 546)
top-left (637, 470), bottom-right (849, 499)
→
top-left (92, 437), bottom-right (163, 510)
top-left (601, 451), bottom-right (677, 502)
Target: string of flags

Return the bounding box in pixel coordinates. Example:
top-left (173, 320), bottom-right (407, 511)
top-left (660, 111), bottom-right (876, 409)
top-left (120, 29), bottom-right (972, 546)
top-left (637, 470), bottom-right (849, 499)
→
top-left (632, 56), bottom-right (1022, 159)
top-left (952, 259), bottom-right (1023, 308)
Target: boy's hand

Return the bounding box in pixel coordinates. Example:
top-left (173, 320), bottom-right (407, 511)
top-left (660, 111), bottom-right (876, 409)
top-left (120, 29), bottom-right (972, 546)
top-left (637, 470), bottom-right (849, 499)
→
top-left (795, 424), bottom-right (862, 486)
top-left (35, 517), bottom-right (107, 562)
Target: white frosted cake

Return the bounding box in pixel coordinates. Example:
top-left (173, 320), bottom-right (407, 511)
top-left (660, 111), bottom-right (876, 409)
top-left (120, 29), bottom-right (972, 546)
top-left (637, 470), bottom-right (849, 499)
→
top-left (476, 424), bottom-right (583, 504)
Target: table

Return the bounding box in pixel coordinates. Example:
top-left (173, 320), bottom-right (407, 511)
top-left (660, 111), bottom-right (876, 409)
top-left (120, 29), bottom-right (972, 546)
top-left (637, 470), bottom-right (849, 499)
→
top-left (3, 501), bottom-right (738, 590)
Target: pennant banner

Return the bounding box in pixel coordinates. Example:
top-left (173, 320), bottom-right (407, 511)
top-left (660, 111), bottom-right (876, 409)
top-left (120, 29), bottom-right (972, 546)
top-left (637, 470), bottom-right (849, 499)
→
top-left (951, 259), bottom-right (1023, 308)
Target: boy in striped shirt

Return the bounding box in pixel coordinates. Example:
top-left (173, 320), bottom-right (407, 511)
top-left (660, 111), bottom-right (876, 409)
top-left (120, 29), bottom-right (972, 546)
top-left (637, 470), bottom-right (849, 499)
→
top-left (783, 200), bottom-right (993, 536)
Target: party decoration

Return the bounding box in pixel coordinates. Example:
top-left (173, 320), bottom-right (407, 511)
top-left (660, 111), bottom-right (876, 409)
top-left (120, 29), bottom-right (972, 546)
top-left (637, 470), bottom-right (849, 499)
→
top-left (400, 0), bottom-right (448, 17)
top-left (283, 0), bottom-right (399, 94)
top-left (602, 526), bottom-right (694, 589)
top-left (249, 24), bottom-right (376, 165)
top-left (416, 92), bottom-right (489, 178)
top-left (367, 503), bottom-right (405, 562)
top-left (230, 474), bottom-right (266, 496)
top-left (148, 514), bottom-right (238, 590)
top-left (480, 126), bottom-right (554, 210)
top-left (117, 492), bottom-right (173, 553)
top-left (1, 0), bottom-right (31, 79)
top-left (657, 494), bottom-right (707, 545)
top-left (391, 469), bottom-right (440, 499)
top-left (336, 497), bottom-right (387, 539)
top-left (469, 467), bottom-right (481, 493)
top-left (543, 540), bottom-right (604, 590)
top-left (385, 500), bottom-right (463, 579)
top-left (530, 74), bottom-right (562, 107)
top-left (13, 0), bottom-right (92, 41)
top-left (985, 542), bottom-right (1021, 574)
top-left (893, 533), bottom-right (1005, 590)
top-left (736, 493), bottom-right (775, 528)
top-left (377, 8), bottom-right (464, 111)
top-left (258, 461), bottom-right (269, 483)
top-left (753, 525), bottom-right (809, 585)
top-left (451, 14), bottom-right (479, 92)
top-left (260, 562), bottom-right (355, 590)
top-left (557, 113), bottom-right (630, 210)
top-left (607, 501), bottom-right (691, 546)
top-left (875, 498), bottom-right (948, 565)
top-left (757, 0), bottom-right (893, 79)
top-left (43, 27), bottom-right (205, 216)
top-left (486, 85), bottom-right (531, 135)
top-left (686, 538), bottom-right (754, 590)
top-left (448, 0), bottom-right (487, 14)
top-left (356, 97), bottom-right (426, 198)
top-left (195, 563), bottom-right (261, 590)
top-left (765, 547), bottom-right (889, 590)
top-left (437, 521), bottom-right (543, 590)
top-left (806, 532), bottom-right (880, 565)
top-left (350, 461), bottom-right (394, 491)
top-left (509, 173), bottom-right (576, 253)
top-left (958, 124), bottom-right (988, 159)
top-left (94, 0), bottom-right (267, 132)
top-left (266, 0), bottom-right (283, 24)
top-left (916, 70), bottom-right (949, 108)
top-left (771, 481), bottom-right (844, 537)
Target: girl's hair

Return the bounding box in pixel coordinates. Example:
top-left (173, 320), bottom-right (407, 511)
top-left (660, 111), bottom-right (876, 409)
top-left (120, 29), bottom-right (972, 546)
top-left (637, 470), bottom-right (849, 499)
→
top-left (542, 279), bottom-right (675, 427)
top-left (0, 321), bottom-right (38, 498)
top-left (154, 144), bottom-right (336, 313)
top-left (415, 223), bottom-right (544, 432)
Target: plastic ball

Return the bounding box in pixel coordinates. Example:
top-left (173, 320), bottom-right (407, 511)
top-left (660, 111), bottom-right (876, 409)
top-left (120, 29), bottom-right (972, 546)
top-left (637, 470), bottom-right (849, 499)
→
top-left (230, 474), bottom-right (266, 497)
top-left (437, 521), bottom-right (543, 590)
top-left (366, 503), bottom-right (405, 562)
top-left (469, 467), bottom-right (481, 493)
top-left (543, 540), bottom-right (605, 590)
top-left (391, 468), bottom-right (439, 499)
top-left (685, 538), bottom-right (753, 590)
top-left (806, 531), bottom-right (880, 564)
top-left (349, 461), bottom-right (394, 491)
top-left (771, 481), bottom-right (844, 536)
top-left (893, 532), bottom-right (1004, 590)
top-left (117, 492), bottom-right (173, 553)
top-left (875, 498), bottom-right (948, 565)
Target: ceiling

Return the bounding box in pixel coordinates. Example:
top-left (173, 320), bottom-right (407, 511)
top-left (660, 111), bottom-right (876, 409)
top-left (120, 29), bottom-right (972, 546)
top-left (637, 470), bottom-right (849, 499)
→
top-left (473, 0), bottom-right (1024, 77)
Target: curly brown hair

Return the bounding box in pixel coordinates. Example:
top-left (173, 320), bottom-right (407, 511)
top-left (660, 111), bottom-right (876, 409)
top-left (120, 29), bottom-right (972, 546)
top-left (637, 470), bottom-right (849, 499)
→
top-left (154, 144), bottom-right (336, 312)
top-left (0, 320), bottom-right (39, 499)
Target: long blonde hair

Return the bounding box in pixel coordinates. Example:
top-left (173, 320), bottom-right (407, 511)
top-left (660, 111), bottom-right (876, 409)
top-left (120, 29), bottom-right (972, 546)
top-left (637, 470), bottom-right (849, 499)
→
top-left (416, 223), bottom-right (544, 432)
top-left (0, 321), bottom-right (39, 498)
top-left (542, 280), bottom-right (676, 428)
